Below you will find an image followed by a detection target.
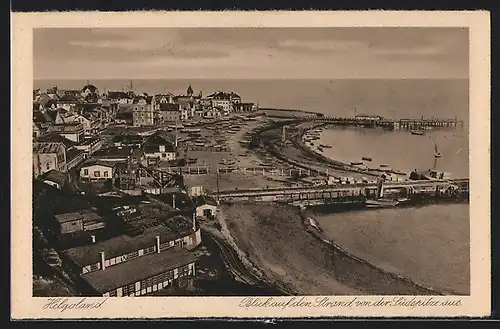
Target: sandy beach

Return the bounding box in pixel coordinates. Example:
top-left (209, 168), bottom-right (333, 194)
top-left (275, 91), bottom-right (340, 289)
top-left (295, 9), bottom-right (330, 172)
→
top-left (220, 203), bottom-right (439, 295)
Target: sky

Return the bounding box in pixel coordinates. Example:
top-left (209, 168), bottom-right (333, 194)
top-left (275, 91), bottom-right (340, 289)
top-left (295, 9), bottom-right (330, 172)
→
top-left (33, 27), bottom-right (469, 80)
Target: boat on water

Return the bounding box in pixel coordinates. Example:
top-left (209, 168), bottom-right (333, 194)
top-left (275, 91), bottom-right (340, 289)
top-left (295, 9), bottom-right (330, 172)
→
top-left (362, 156), bottom-right (372, 161)
top-left (411, 130), bottom-right (425, 136)
top-left (365, 198), bottom-right (400, 208)
top-left (434, 142), bottom-right (441, 158)
top-left (380, 164), bottom-right (389, 168)
top-left (351, 161), bottom-right (363, 166)
top-left (321, 144), bottom-right (332, 148)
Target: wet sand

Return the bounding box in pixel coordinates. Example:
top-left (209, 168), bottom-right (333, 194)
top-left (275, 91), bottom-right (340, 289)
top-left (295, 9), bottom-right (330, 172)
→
top-left (221, 203), bottom-right (438, 295)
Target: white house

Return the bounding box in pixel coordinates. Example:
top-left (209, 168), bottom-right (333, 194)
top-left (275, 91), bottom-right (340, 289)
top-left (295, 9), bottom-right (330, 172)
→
top-left (194, 196), bottom-right (218, 218)
top-left (80, 161), bottom-right (116, 181)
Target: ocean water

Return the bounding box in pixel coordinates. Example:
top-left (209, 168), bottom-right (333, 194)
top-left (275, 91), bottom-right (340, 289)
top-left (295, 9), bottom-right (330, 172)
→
top-left (314, 203), bottom-right (470, 295)
top-left (318, 127), bottom-right (469, 179)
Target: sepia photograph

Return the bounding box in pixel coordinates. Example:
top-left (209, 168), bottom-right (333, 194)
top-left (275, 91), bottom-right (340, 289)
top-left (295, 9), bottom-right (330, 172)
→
top-left (12, 11), bottom-right (490, 319)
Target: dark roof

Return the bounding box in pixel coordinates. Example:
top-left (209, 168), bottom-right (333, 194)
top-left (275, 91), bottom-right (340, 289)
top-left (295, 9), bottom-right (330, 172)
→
top-left (132, 96), bottom-right (152, 105)
top-left (153, 94), bottom-right (174, 102)
top-left (92, 146), bottom-right (133, 158)
top-left (82, 84), bottom-right (99, 93)
top-left (207, 91), bottom-right (241, 100)
top-left (66, 148), bottom-right (85, 162)
top-left (159, 103), bottom-right (180, 112)
top-left (108, 91), bottom-right (131, 100)
top-left (33, 111), bottom-right (54, 124)
top-left (58, 94), bottom-right (81, 103)
top-left (62, 223), bottom-right (195, 267)
top-left (145, 131), bottom-right (175, 146)
top-left (80, 249), bottom-right (198, 294)
top-left (39, 169), bottom-right (67, 185)
top-left (55, 212), bottom-right (83, 223)
top-left (234, 102), bottom-right (255, 106)
top-left (46, 122), bottom-right (83, 134)
top-left (81, 159), bottom-right (119, 169)
top-left (194, 195), bottom-right (218, 207)
top-left (33, 142), bottom-right (65, 154)
top-left (112, 134), bottom-right (143, 144)
top-left (36, 133), bottom-right (76, 149)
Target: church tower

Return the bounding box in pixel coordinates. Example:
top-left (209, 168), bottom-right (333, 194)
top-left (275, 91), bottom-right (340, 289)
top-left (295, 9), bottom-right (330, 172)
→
top-left (187, 84), bottom-right (194, 97)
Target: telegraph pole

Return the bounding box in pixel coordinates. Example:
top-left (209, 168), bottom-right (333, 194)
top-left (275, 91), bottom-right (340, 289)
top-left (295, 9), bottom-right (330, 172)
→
top-left (216, 168), bottom-right (220, 205)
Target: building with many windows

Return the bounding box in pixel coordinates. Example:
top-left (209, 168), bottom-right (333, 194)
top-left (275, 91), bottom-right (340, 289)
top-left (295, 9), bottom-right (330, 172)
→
top-left (60, 219), bottom-right (201, 296)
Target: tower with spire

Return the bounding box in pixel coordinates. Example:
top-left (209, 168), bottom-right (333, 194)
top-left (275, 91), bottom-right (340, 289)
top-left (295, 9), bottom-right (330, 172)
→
top-left (187, 84), bottom-right (194, 97)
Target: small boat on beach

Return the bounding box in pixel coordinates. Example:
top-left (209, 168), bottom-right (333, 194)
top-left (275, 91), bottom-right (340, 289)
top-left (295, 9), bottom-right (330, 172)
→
top-left (317, 146), bottom-right (324, 152)
top-left (362, 156), bottom-right (372, 161)
top-left (411, 130), bottom-right (425, 136)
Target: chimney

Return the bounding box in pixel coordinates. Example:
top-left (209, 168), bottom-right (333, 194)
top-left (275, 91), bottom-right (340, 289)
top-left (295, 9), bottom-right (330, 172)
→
top-left (91, 235), bottom-right (96, 243)
top-left (172, 194), bottom-right (176, 209)
top-left (192, 212), bottom-right (196, 231)
top-left (155, 235), bottom-right (161, 253)
top-left (100, 251), bottom-right (106, 270)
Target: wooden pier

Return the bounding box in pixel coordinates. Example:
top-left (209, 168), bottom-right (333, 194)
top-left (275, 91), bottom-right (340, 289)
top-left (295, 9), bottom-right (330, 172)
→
top-left (305, 116), bottom-right (463, 131)
top-left (211, 178), bottom-right (469, 204)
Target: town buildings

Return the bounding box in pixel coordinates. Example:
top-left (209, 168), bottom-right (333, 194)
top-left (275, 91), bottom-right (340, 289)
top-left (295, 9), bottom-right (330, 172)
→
top-left (143, 131), bottom-right (177, 163)
top-left (33, 142), bottom-right (67, 177)
top-left (54, 210), bottom-right (106, 235)
top-left (31, 82), bottom-right (261, 296)
top-left (132, 96), bottom-right (155, 126)
top-left (60, 214), bottom-right (201, 296)
top-left (80, 160), bottom-right (116, 181)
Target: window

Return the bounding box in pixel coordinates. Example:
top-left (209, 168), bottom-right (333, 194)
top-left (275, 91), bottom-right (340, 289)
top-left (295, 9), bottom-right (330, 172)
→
top-left (140, 279), bottom-right (148, 290)
top-left (104, 171), bottom-right (108, 177)
top-left (122, 285), bottom-right (129, 296)
top-left (109, 290), bottom-right (117, 297)
top-left (84, 169), bottom-right (89, 175)
top-left (90, 263), bottom-right (100, 271)
top-left (128, 283), bottom-right (136, 295)
top-left (143, 246), bottom-right (155, 255)
top-left (175, 240), bottom-right (185, 248)
top-left (94, 171), bottom-right (100, 177)
top-left (160, 242), bottom-right (172, 251)
top-left (125, 251), bottom-right (139, 260)
top-left (178, 265), bottom-right (189, 277)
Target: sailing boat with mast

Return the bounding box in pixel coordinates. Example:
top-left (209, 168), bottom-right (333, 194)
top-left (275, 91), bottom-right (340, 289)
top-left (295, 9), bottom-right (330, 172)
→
top-left (434, 142), bottom-right (441, 158)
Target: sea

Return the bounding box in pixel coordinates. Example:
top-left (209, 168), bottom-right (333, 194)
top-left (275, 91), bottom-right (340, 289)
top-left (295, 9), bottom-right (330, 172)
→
top-left (35, 78), bottom-right (470, 293)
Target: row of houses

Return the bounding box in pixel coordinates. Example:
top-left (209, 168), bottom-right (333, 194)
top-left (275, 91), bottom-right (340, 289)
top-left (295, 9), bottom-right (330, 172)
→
top-left (132, 85), bottom-right (258, 127)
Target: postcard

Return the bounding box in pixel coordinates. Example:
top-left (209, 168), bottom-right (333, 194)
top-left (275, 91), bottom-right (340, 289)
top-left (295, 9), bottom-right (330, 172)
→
top-left (11, 10), bottom-right (490, 319)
